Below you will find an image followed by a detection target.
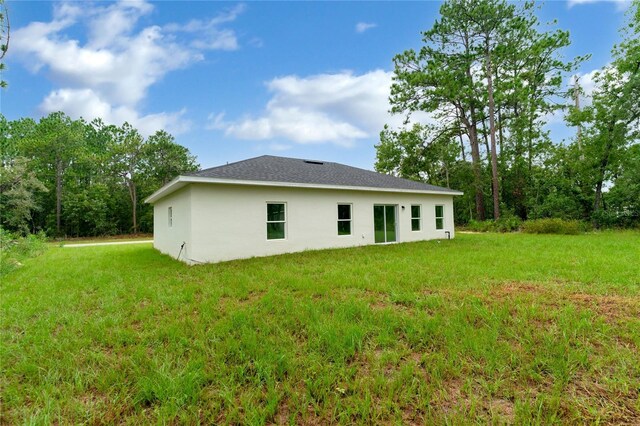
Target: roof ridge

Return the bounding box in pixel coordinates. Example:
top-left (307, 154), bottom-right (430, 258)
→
top-left (322, 159), bottom-right (446, 188)
top-left (189, 155), bottom-right (271, 175)
top-left (187, 155), bottom-right (459, 193)
top-left (192, 155), bottom-right (339, 175)
top-left (265, 154), bottom-right (334, 164)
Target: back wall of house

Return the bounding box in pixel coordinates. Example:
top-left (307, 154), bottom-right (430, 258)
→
top-left (179, 183), bottom-right (455, 263)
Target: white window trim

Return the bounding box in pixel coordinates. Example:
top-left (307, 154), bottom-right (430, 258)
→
top-left (337, 203), bottom-right (353, 236)
top-left (266, 202), bottom-right (287, 240)
top-left (435, 204), bottom-right (445, 230)
top-left (168, 206), bottom-right (173, 228)
top-left (411, 204), bottom-right (421, 232)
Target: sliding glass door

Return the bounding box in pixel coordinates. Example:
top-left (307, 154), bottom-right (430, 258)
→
top-left (373, 205), bottom-right (397, 243)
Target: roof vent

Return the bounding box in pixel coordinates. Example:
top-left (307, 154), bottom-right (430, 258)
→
top-left (304, 160), bottom-right (324, 165)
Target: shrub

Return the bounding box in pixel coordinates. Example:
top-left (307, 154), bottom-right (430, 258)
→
top-left (0, 229), bottom-right (48, 276)
top-left (493, 216), bottom-right (522, 233)
top-left (591, 209), bottom-right (640, 229)
top-left (466, 216), bottom-right (522, 233)
top-left (466, 220), bottom-right (493, 232)
top-left (521, 218), bottom-right (581, 235)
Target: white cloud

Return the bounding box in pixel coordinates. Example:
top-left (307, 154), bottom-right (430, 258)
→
top-left (12, 0), bottom-right (244, 135)
top-left (40, 88), bottom-right (191, 136)
top-left (52, 2), bottom-right (82, 22)
top-left (355, 22), bottom-right (377, 33)
top-left (87, 0), bottom-right (154, 49)
top-left (165, 3), bottom-right (245, 50)
top-left (13, 1), bottom-right (197, 106)
top-left (567, 0), bottom-right (631, 10)
top-left (209, 70), bottom-right (433, 146)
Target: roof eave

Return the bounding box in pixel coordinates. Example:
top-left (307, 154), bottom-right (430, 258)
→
top-left (145, 175), bottom-right (463, 203)
top-left (144, 175), bottom-right (187, 204)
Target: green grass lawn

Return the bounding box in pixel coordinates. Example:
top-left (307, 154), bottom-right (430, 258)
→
top-left (2, 233), bottom-right (639, 424)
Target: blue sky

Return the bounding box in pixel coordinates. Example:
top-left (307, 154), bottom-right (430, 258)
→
top-left (1, 0), bottom-right (629, 170)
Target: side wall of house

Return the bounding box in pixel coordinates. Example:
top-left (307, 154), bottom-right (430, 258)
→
top-left (153, 186), bottom-right (194, 263)
top-left (182, 183), bottom-right (455, 263)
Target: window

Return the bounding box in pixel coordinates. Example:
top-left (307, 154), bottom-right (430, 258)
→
top-left (435, 205), bottom-right (444, 230)
top-left (337, 204), bottom-right (352, 235)
top-left (267, 203), bottom-right (286, 240)
top-left (411, 205), bottom-right (421, 231)
top-left (168, 207), bottom-right (173, 227)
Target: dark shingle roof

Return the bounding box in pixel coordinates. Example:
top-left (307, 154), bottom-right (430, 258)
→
top-left (188, 155), bottom-right (460, 193)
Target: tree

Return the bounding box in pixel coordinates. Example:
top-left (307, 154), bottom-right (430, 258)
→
top-left (142, 130), bottom-right (199, 187)
top-left (375, 123), bottom-right (475, 224)
top-left (3, 112), bottom-right (200, 236)
top-left (390, 0), bottom-right (489, 220)
top-left (493, 2), bottom-right (579, 219)
top-left (568, 0), bottom-right (640, 222)
top-left (607, 144), bottom-right (640, 226)
top-left (0, 116), bottom-right (37, 165)
top-left (462, 0), bottom-right (516, 219)
top-left (0, 158), bottom-right (47, 234)
top-left (0, 0), bottom-right (9, 88)
top-left (375, 124), bottom-right (459, 188)
top-left (19, 112), bottom-right (84, 236)
top-left (59, 119), bottom-right (118, 236)
top-left (385, 0), bottom-right (581, 222)
top-left (137, 130), bottom-right (199, 232)
top-left (105, 123), bottom-right (146, 234)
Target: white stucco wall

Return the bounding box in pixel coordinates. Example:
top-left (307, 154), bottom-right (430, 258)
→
top-left (153, 183), bottom-right (456, 264)
top-left (152, 186), bottom-right (193, 261)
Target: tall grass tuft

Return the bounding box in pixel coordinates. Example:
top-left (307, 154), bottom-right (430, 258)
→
top-left (0, 229), bottom-right (48, 276)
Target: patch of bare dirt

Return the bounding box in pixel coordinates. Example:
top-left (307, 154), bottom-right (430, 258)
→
top-left (362, 289), bottom-right (391, 311)
top-left (218, 290), bottom-right (267, 308)
top-left (569, 293), bottom-right (640, 322)
top-left (52, 323), bottom-right (64, 337)
top-left (566, 375), bottom-right (640, 424)
top-left (487, 281), bottom-right (640, 324)
top-left (79, 392), bottom-right (109, 408)
top-left (400, 406), bottom-right (426, 426)
top-left (350, 350), bottom-right (381, 379)
top-left (238, 290), bottom-right (266, 303)
top-left (436, 377), bottom-right (469, 414)
top-left (407, 351), bottom-right (423, 366)
top-left (490, 398), bottom-right (515, 422)
top-left (270, 399), bottom-right (292, 425)
top-left (489, 281), bottom-right (550, 300)
top-left (367, 297), bottom-right (414, 314)
top-left (369, 300), bottom-right (389, 311)
top-left (300, 404), bottom-right (325, 426)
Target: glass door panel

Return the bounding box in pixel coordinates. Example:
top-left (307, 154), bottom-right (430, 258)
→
top-left (374, 205), bottom-right (385, 243)
top-left (373, 205), bottom-right (397, 243)
top-left (385, 205), bottom-right (396, 242)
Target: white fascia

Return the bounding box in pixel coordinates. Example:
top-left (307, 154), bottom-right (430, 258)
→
top-left (144, 175), bottom-right (464, 204)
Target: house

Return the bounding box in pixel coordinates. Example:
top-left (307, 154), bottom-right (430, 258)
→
top-left (145, 155), bottom-right (463, 264)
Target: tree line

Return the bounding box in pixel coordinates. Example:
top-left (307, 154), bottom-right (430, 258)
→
top-left (1, 113), bottom-right (199, 236)
top-left (2, 0), bottom-right (638, 237)
top-left (376, 0), bottom-right (639, 228)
